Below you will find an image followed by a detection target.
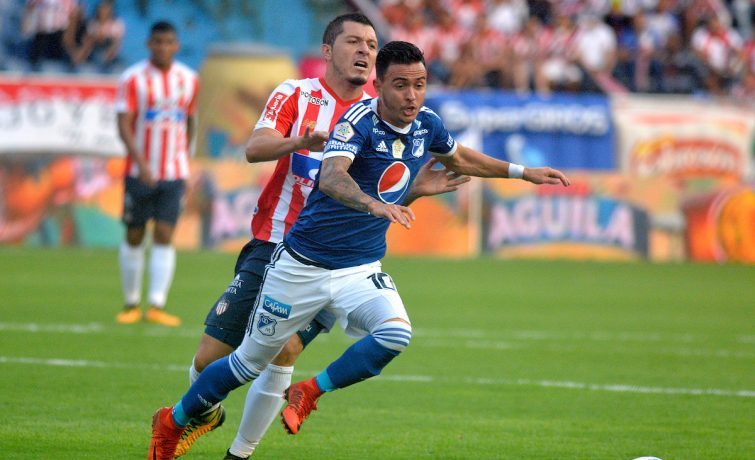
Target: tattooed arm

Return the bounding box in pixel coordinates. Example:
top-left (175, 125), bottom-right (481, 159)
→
top-left (318, 156), bottom-right (415, 229)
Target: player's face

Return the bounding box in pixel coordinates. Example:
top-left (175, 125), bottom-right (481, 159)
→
top-left (374, 62), bottom-right (427, 127)
top-left (148, 31), bottom-right (179, 69)
top-left (328, 21), bottom-right (378, 86)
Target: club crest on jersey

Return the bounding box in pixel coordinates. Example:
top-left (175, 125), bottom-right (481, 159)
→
top-left (377, 162), bottom-right (411, 203)
top-left (392, 139), bottom-right (405, 159)
top-left (257, 314), bottom-right (277, 336)
top-left (412, 138), bottom-right (424, 157)
top-left (333, 122), bottom-right (354, 142)
top-left (215, 298), bottom-right (228, 316)
top-left (262, 295), bottom-right (291, 319)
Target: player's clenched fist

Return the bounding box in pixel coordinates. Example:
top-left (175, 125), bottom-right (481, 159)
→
top-left (367, 201), bottom-right (416, 229)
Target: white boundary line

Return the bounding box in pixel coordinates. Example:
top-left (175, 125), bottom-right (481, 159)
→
top-left (2, 355), bottom-right (753, 399)
top-left (2, 322), bottom-right (753, 358)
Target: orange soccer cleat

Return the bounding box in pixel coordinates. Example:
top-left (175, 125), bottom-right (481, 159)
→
top-left (145, 307), bottom-right (181, 327)
top-left (116, 306), bottom-right (142, 324)
top-left (280, 378), bottom-right (323, 435)
top-left (174, 405), bottom-right (226, 457)
top-left (148, 407), bottom-right (185, 460)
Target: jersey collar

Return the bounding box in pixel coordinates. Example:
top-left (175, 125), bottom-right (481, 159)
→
top-left (370, 98), bottom-right (413, 134)
top-left (319, 77), bottom-right (367, 106)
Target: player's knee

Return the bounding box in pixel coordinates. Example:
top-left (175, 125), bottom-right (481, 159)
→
top-left (372, 320), bottom-right (412, 353)
top-left (271, 335), bottom-right (304, 366)
top-left (232, 341), bottom-right (282, 383)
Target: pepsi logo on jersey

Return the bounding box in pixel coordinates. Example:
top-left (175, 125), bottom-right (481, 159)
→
top-left (377, 162), bottom-right (411, 204)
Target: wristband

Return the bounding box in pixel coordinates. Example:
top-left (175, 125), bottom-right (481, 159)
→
top-left (508, 163), bottom-right (524, 179)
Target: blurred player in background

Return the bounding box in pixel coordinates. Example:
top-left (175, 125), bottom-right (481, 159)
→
top-left (115, 21), bottom-right (198, 327)
top-left (170, 13), bottom-right (468, 460)
top-left (147, 40), bottom-right (568, 460)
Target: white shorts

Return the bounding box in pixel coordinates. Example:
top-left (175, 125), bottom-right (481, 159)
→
top-left (244, 244), bottom-right (409, 351)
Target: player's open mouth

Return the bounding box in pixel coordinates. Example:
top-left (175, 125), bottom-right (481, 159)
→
top-left (354, 60), bottom-right (368, 69)
top-left (402, 106), bottom-right (416, 116)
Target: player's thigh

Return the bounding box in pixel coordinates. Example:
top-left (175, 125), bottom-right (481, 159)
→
top-left (153, 179), bottom-right (185, 226)
top-left (330, 264), bottom-right (409, 337)
top-left (203, 240), bottom-right (276, 349)
top-left (122, 176), bottom-right (155, 226)
top-left (244, 247), bottom-right (331, 350)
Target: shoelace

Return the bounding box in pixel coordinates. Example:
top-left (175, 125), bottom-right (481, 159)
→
top-left (289, 386), bottom-right (318, 418)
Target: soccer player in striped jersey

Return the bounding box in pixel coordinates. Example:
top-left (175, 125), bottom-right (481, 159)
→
top-left (115, 21), bottom-right (198, 328)
top-left (148, 40), bottom-right (567, 460)
top-left (164, 14), bottom-right (469, 460)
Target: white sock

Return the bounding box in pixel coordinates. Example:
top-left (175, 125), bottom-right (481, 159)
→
top-left (189, 360), bottom-right (201, 385)
top-left (119, 242), bottom-right (144, 306)
top-left (228, 364), bottom-right (293, 457)
top-left (147, 244), bottom-right (175, 307)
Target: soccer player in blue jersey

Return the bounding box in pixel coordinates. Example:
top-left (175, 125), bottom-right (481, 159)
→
top-left (148, 41), bottom-right (569, 459)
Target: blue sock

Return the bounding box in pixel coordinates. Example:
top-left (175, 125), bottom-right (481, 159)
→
top-left (171, 402), bottom-right (190, 427)
top-left (176, 355), bottom-right (247, 419)
top-left (320, 335), bottom-right (399, 391)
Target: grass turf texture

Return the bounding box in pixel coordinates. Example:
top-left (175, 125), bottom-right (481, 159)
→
top-left (0, 246), bottom-right (753, 459)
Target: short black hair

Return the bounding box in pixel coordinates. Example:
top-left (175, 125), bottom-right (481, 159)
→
top-left (322, 13), bottom-right (374, 46)
top-left (376, 41), bottom-right (425, 80)
top-left (150, 20), bottom-right (177, 36)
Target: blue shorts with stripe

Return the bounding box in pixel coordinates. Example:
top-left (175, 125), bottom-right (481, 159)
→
top-left (204, 239), bottom-right (335, 349)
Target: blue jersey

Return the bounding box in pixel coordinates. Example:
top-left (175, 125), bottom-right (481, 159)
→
top-left (284, 98), bottom-right (457, 269)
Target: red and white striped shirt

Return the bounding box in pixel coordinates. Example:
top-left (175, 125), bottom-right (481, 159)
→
top-left (115, 59), bottom-right (199, 181)
top-left (251, 77), bottom-right (370, 243)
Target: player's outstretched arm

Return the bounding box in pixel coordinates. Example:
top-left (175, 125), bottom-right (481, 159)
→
top-left (404, 158), bottom-right (471, 206)
top-left (319, 156), bottom-right (415, 229)
top-left (438, 144), bottom-right (570, 187)
top-left (245, 127), bottom-right (329, 163)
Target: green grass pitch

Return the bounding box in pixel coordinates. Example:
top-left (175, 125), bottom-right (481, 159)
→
top-left (0, 247), bottom-right (753, 459)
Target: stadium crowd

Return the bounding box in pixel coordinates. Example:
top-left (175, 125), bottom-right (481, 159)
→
top-left (1, 0), bottom-right (753, 98)
top-left (383, 0), bottom-right (754, 97)
top-left (0, 0), bottom-right (125, 73)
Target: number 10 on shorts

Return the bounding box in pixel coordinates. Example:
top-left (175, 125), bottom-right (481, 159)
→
top-left (369, 272), bottom-right (396, 290)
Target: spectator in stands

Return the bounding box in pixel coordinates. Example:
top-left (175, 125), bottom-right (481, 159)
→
top-left (510, 15), bottom-right (548, 93)
top-left (62, 2), bottom-right (86, 69)
top-left (681, 0), bottom-right (731, 42)
top-left (488, 0), bottom-right (529, 37)
top-left (615, 12), bottom-right (665, 92)
top-left (537, 13), bottom-right (582, 94)
top-left (658, 32), bottom-right (701, 93)
top-left (691, 15), bottom-right (743, 94)
top-left (574, 12), bottom-right (621, 93)
top-left (75, 0), bottom-right (125, 72)
top-left (646, 0), bottom-right (681, 49)
top-left (449, 15), bottom-right (508, 88)
top-left (527, 0), bottom-right (553, 26)
top-left (426, 9), bottom-right (467, 85)
top-left (446, 0), bottom-right (485, 32)
top-left (22, 0), bottom-right (77, 70)
top-left (389, 9), bottom-right (435, 61)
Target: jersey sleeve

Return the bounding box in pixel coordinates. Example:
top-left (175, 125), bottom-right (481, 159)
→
top-left (115, 72), bottom-right (137, 114)
top-left (323, 116), bottom-right (368, 161)
top-left (423, 108), bottom-right (457, 157)
top-left (254, 80), bottom-right (299, 137)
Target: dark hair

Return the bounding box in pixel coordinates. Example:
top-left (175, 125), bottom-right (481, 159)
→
top-left (150, 20), bottom-right (177, 36)
top-left (376, 41), bottom-right (425, 80)
top-left (322, 13), bottom-right (374, 46)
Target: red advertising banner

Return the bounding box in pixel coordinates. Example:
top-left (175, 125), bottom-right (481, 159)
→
top-left (0, 75), bottom-right (123, 156)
